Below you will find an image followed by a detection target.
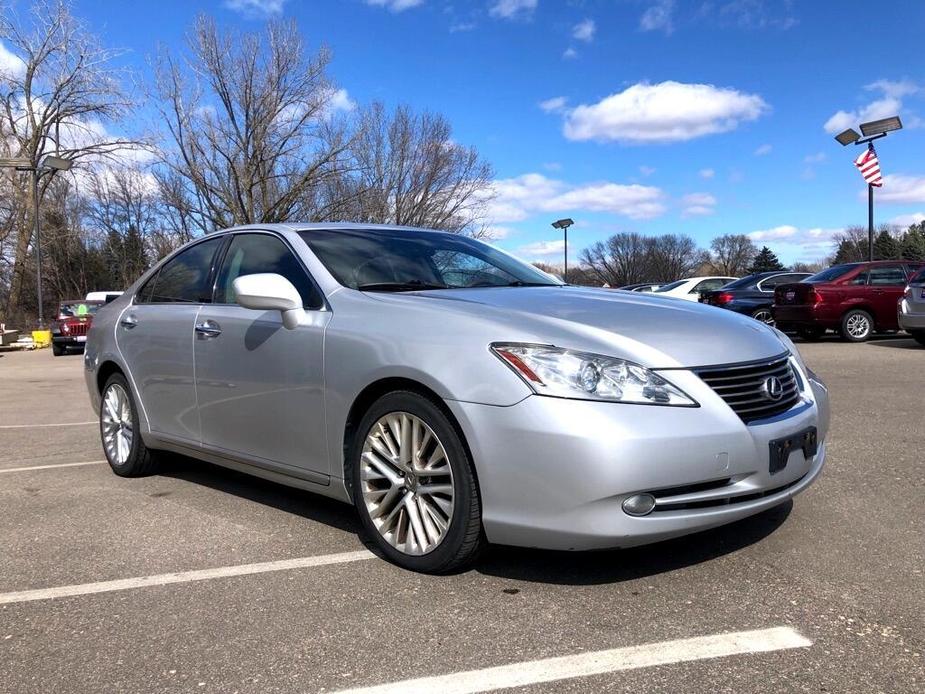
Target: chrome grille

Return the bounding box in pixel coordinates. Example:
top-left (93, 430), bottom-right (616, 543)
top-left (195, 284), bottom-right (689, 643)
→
top-left (66, 321), bottom-right (90, 337)
top-left (695, 353), bottom-right (801, 423)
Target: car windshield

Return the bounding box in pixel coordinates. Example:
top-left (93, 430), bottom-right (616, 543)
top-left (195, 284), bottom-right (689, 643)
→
top-left (58, 301), bottom-right (102, 317)
top-left (300, 228), bottom-right (561, 291)
top-left (805, 265), bottom-right (857, 283)
top-left (654, 280), bottom-right (686, 292)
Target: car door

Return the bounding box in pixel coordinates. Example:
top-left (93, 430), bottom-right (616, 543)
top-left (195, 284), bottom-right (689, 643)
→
top-left (116, 236), bottom-right (225, 444)
top-left (194, 231), bottom-right (332, 481)
top-left (867, 264), bottom-right (909, 329)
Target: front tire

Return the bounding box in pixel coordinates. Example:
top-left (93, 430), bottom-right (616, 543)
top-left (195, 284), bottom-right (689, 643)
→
top-left (349, 391), bottom-right (484, 573)
top-left (750, 308), bottom-right (775, 325)
top-left (52, 342), bottom-right (65, 356)
top-left (100, 373), bottom-right (160, 477)
top-left (841, 309), bottom-right (874, 342)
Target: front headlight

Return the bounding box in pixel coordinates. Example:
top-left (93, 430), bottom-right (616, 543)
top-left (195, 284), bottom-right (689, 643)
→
top-left (491, 343), bottom-right (697, 406)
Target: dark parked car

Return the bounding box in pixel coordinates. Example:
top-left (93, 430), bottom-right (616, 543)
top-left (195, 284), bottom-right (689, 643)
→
top-left (772, 261), bottom-right (925, 342)
top-left (50, 300), bottom-right (103, 356)
top-left (700, 271), bottom-right (811, 324)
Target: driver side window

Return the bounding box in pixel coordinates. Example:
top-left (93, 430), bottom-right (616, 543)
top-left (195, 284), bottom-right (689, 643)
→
top-left (213, 233), bottom-right (322, 309)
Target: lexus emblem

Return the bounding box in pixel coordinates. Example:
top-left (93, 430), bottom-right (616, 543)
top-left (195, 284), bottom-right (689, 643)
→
top-left (762, 376), bottom-right (784, 401)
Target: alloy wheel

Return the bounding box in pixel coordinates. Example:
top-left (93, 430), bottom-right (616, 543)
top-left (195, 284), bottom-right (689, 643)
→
top-left (846, 313), bottom-right (871, 339)
top-left (752, 309), bottom-right (775, 326)
top-left (101, 383), bottom-right (134, 465)
top-left (360, 412), bottom-right (455, 556)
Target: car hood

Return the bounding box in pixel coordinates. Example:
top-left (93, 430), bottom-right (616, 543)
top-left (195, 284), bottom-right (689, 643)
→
top-left (377, 286), bottom-right (789, 369)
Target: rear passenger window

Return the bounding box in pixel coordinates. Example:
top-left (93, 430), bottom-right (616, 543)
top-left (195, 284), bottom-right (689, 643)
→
top-left (847, 272), bottom-right (868, 286)
top-left (146, 237), bottom-right (224, 303)
top-left (868, 267), bottom-right (907, 286)
top-left (214, 233), bottom-right (321, 309)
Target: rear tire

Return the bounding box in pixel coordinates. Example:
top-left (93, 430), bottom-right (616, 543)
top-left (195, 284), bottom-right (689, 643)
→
top-left (840, 309), bottom-right (874, 342)
top-left (797, 326), bottom-right (824, 342)
top-left (750, 308), bottom-right (775, 325)
top-left (100, 373), bottom-right (160, 477)
top-left (349, 391), bottom-right (484, 574)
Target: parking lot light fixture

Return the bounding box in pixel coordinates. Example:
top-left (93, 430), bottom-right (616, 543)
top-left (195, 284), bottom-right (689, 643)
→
top-left (551, 218), bottom-right (574, 283)
top-left (834, 115), bottom-right (903, 262)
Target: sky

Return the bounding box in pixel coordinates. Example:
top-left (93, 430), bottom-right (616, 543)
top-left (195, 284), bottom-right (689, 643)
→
top-left (15, 0), bottom-right (925, 266)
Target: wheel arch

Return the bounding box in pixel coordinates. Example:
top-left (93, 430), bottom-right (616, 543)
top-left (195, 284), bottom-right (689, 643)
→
top-left (96, 360), bottom-right (125, 394)
top-left (341, 377), bottom-right (479, 499)
top-left (841, 304), bottom-right (876, 327)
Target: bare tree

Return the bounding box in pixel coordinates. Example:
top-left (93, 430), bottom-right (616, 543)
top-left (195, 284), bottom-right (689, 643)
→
top-left (830, 225), bottom-right (868, 264)
top-left (153, 16), bottom-right (352, 232)
top-left (646, 234), bottom-right (706, 282)
top-left (709, 234), bottom-right (757, 275)
top-left (579, 232), bottom-right (651, 286)
top-left (338, 102), bottom-right (494, 234)
top-left (0, 0), bottom-right (138, 321)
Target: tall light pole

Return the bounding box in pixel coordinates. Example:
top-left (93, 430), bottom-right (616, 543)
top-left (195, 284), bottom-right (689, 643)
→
top-left (834, 115), bottom-right (902, 262)
top-left (0, 154), bottom-right (73, 326)
top-left (551, 218), bottom-right (574, 283)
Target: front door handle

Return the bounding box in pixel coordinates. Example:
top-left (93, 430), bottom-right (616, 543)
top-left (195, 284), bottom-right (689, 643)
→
top-left (119, 314), bottom-right (138, 329)
top-left (195, 320), bottom-right (222, 338)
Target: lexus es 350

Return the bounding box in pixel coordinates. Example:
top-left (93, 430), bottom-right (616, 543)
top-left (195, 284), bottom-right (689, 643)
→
top-left (84, 224), bottom-right (829, 573)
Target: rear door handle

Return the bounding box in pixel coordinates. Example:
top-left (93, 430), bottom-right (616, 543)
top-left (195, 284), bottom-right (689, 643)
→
top-left (195, 320), bottom-right (222, 338)
top-left (119, 314), bottom-right (138, 329)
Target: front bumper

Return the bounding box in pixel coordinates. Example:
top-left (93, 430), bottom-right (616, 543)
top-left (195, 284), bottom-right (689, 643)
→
top-left (52, 335), bottom-right (88, 347)
top-left (448, 369), bottom-right (829, 551)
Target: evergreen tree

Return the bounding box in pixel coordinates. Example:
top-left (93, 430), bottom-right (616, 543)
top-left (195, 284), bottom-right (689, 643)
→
top-left (873, 228), bottom-right (900, 260)
top-left (900, 225), bottom-right (925, 261)
top-left (747, 246), bottom-right (786, 273)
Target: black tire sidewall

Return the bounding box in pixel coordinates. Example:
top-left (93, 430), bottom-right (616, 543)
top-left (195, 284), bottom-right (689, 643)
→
top-left (841, 310), bottom-right (873, 342)
top-left (349, 391), bottom-right (480, 573)
top-left (100, 374), bottom-right (144, 475)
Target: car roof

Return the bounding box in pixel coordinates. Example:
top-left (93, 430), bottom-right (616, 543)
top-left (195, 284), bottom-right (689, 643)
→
top-left (60, 299), bottom-right (104, 304)
top-left (206, 223), bottom-right (456, 236)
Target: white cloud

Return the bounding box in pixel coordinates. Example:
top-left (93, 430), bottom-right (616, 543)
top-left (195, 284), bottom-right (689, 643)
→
top-left (699, 168), bottom-right (715, 179)
top-left (224, 0), bottom-right (287, 17)
top-left (562, 81), bottom-right (768, 144)
top-left (823, 80), bottom-right (921, 134)
top-left (0, 40), bottom-right (26, 80)
top-left (539, 96), bottom-right (568, 113)
top-left (562, 47), bottom-right (578, 60)
top-left (681, 192), bottom-right (716, 217)
top-left (804, 152), bottom-right (826, 164)
top-left (640, 0), bottom-right (675, 34)
top-left (489, 0), bottom-right (536, 20)
top-left (485, 172), bottom-right (666, 223)
top-left (639, 165), bottom-right (656, 176)
top-left (325, 88), bottom-right (356, 114)
top-left (572, 19), bottom-right (596, 42)
top-left (889, 212), bottom-right (925, 227)
top-left (754, 143), bottom-right (772, 155)
top-left (365, 0), bottom-right (425, 11)
top-left (747, 225), bottom-right (843, 257)
top-left (871, 175), bottom-right (925, 204)
top-left (517, 239), bottom-right (565, 259)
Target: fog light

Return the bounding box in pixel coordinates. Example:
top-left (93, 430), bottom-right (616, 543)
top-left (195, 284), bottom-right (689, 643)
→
top-left (622, 493), bottom-right (656, 516)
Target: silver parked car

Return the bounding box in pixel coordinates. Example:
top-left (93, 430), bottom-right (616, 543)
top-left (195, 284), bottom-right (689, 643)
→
top-left (84, 224), bottom-right (830, 573)
top-left (899, 266), bottom-right (925, 346)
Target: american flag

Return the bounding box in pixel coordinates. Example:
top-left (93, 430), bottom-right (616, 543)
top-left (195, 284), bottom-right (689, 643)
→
top-left (854, 143), bottom-right (883, 187)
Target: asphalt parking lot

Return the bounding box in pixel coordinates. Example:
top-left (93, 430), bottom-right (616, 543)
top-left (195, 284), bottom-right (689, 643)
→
top-left (0, 338), bottom-right (922, 694)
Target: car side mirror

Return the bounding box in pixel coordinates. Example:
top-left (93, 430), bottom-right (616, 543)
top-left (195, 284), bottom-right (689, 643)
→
top-left (232, 273), bottom-right (305, 330)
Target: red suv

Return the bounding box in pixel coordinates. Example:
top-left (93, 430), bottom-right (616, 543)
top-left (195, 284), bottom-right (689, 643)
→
top-left (772, 261), bottom-right (925, 342)
top-left (50, 300), bottom-right (103, 356)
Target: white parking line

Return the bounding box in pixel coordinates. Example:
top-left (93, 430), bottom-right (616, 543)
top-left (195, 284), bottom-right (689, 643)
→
top-left (333, 627), bottom-right (812, 694)
top-left (0, 550), bottom-right (376, 605)
top-left (0, 460), bottom-right (106, 474)
top-left (0, 421), bottom-right (96, 429)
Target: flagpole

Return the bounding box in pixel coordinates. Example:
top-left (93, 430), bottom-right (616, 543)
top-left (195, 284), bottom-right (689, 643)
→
top-left (868, 183), bottom-right (874, 262)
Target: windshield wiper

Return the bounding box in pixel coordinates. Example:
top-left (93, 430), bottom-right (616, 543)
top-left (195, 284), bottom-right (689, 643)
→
top-left (357, 280), bottom-right (449, 292)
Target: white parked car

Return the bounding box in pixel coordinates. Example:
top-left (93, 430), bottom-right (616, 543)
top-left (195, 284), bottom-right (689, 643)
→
top-left (653, 276), bottom-right (738, 302)
top-left (86, 291), bottom-right (123, 304)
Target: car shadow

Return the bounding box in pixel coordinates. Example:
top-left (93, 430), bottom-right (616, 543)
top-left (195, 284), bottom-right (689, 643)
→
top-left (474, 501), bottom-right (792, 586)
top-left (866, 337), bottom-right (923, 350)
top-left (155, 453), bottom-right (792, 585)
top-left (157, 453), bottom-right (362, 535)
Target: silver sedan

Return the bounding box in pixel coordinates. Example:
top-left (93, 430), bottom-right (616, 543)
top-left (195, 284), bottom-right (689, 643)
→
top-left (84, 224), bottom-right (830, 573)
